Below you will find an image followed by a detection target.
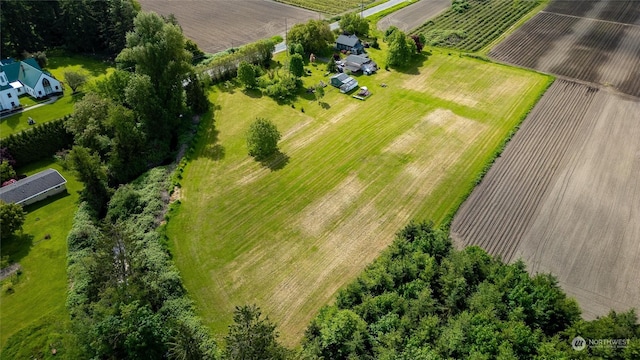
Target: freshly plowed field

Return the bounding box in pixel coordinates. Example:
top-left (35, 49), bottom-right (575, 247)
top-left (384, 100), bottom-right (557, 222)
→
top-left (545, 0), bottom-right (640, 24)
top-left (489, 1), bottom-right (640, 97)
top-left (137, 0), bottom-right (317, 53)
top-left (451, 80), bottom-right (640, 319)
top-left (377, 0), bottom-right (450, 32)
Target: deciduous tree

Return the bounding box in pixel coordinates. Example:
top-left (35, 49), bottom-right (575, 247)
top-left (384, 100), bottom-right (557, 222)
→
top-left (287, 20), bottom-right (334, 55)
top-left (0, 201), bottom-right (26, 237)
top-left (246, 118), bottom-right (281, 160)
top-left (340, 13), bottom-right (369, 36)
top-left (64, 71), bottom-right (88, 94)
top-left (237, 61), bottom-right (257, 89)
top-left (289, 54), bottom-right (304, 78)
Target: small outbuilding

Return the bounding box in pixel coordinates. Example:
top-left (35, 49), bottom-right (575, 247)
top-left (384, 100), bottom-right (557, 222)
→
top-left (330, 73), bottom-right (359, 93)
top-left (335, 34), bottom-right (365, 55)
top-left (0, 169), bottom-right (67, 206)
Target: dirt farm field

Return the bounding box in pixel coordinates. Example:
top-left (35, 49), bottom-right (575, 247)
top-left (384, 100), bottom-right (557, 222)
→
top-left (377, 0), bottom-right (450, 32)
top-left (451, 79), bottom-right (640, 319)
top-left (489, 1), bottom-right (640, 97)
top-left (137, 0), bottom-right (318, 53)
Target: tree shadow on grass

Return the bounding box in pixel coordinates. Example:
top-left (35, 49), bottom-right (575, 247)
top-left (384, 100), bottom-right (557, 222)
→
top-left (320, 101), bottom-right (331, 109)
top-left (0, 233), bottom-right (34, 266)
top-left (259, 150), bottom-right (290, 171)
top-left (242, 88), bottom-right (263, 98)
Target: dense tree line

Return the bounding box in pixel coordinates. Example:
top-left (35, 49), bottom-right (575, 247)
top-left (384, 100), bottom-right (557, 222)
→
top-left (64, 11), bottom-right (208, 205)
top-left (0, 117), bottom-right (74, 167)
top-left (299, 222), bottom-right (639, 359)
top-left (66, 168), bottom-right (218, 359)
top-left (0, 0), bottom-right (139, 58)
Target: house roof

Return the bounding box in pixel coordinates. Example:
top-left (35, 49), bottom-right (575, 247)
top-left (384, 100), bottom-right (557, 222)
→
top-left (0, 58), bottom-right (45, 89)
top-left (345, 54), bottom-right (371, 65)
top-left (336, 34), bottom-right (361, 47)
top-left (0, 169), bottom-right (67, 205)
top-left (332, 73), bottom-right (350, 82)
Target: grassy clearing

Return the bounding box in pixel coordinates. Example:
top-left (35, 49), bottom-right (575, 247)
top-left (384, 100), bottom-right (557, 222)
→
top-left (0, 52), bottom-right (113, 138)
top-left (0, 161), bottom-right (81, 354)
top-left (167, 48), bottom-right (551, 346)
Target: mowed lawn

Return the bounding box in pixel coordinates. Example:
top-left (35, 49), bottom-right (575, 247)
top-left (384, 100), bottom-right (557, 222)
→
top-left (0, 161), bottom-right (80, 352)
top-left (167, 52), bottom-right (551, 345)
top-left (0, 52), bottom-right (113, 138)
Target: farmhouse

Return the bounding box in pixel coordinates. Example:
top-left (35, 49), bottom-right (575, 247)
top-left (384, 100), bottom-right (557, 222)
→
top-left (0, 169), bottom-right (67, 206)
top-left (335, 34), bottom-right (365, 55)
top-left (342, 54), bottom-right (378, 75)
top-left (0, 58), bottom-right (63, 112)
top-left (330, 73), bottom-right (358, 93)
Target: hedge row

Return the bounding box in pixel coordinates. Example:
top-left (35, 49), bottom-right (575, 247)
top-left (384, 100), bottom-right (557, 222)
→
top-left (66, 168), bottom-right (218, 358)
top-left (0, 116), bottom-right (74, 167)
top-left (198, 37), bottom-right (279, 84)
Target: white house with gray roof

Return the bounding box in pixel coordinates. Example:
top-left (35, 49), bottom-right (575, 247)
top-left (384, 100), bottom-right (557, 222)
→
top-left (0, 58), bottom-right (63, 112)
top-left (0, 169), bottom-right (67, 206)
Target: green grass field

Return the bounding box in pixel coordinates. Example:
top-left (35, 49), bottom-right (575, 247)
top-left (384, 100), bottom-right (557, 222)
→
top-left (166, 49), bottom-right (551, 345)
top-left (0, 161), bottom-right (81, 356)
top-left (0, 53), bottom-right (113, 138)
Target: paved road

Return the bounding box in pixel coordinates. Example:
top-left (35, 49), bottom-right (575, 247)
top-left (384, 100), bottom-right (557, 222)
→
top-left (274, 0), bottom-right (410, 53)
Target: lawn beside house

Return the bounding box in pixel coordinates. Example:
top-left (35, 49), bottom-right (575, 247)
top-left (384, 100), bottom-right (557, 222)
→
top-left (0, 53), bottom-right (113, 138)
top-left (0, 161), bottom-right (81, 357)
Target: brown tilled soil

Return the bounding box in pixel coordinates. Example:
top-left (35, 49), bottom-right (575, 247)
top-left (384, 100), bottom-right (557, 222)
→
top-left (377, 0), bottom-right (451, 32)
top-left (451, 80), bottom-right (640, 319)
top-left (138, 0), bottom-right (318, 53)
top-left (489, 1), bottom-right (640, 97)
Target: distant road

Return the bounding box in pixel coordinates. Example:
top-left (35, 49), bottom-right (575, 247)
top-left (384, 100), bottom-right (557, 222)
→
top-left (274, 0), bottom-right (411, 53)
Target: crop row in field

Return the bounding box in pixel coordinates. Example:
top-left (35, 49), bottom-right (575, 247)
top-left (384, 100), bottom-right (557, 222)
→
top-left (275, 0), bottom-right (376, 15)
top-left (489, 11), bottom-right (640, 97)
top-left (545, 0), bottom-right (640, 24)
top-left (412, 0), bottom-right (541, 52)
top-left (451, 79), bottom-right (640, 319)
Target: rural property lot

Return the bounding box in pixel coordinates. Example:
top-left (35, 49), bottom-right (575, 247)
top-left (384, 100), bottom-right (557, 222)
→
top-left (377, 0), bottom-right (450, 32)
top-left (137, 0), bottom-right (318, 53)
top-left (451, 80), bottom-right (640, 319)
top-left (167, 52), bottom-right (550, 344)
top-left (489, 0), bottom-right (640, 97)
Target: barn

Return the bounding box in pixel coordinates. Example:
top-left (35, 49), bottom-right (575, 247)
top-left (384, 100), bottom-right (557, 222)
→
top-left (330, 73), bottom-right (359, 93)
top-left (0, 169), bottom-right (67, 206)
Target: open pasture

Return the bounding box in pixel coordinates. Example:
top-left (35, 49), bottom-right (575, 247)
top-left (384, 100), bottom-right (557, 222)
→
top-left (377, 0), bottom-right (450, 32)
top-left (489, 1), bottom-right (640, 97)
top-left (137, 0), bottom-right (318, 54)
top-left (166, 53), bottom-right (550, 344)
top-left (451, 79), bottom-right (640, 319)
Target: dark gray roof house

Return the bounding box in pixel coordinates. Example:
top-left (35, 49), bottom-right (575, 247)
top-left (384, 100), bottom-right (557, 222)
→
top-left (344, 54), bottom-right (378, 74)
top-left (0, 168), bottom-right (67, 206)
top-left (336, 34), bottom-right (365, 55)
